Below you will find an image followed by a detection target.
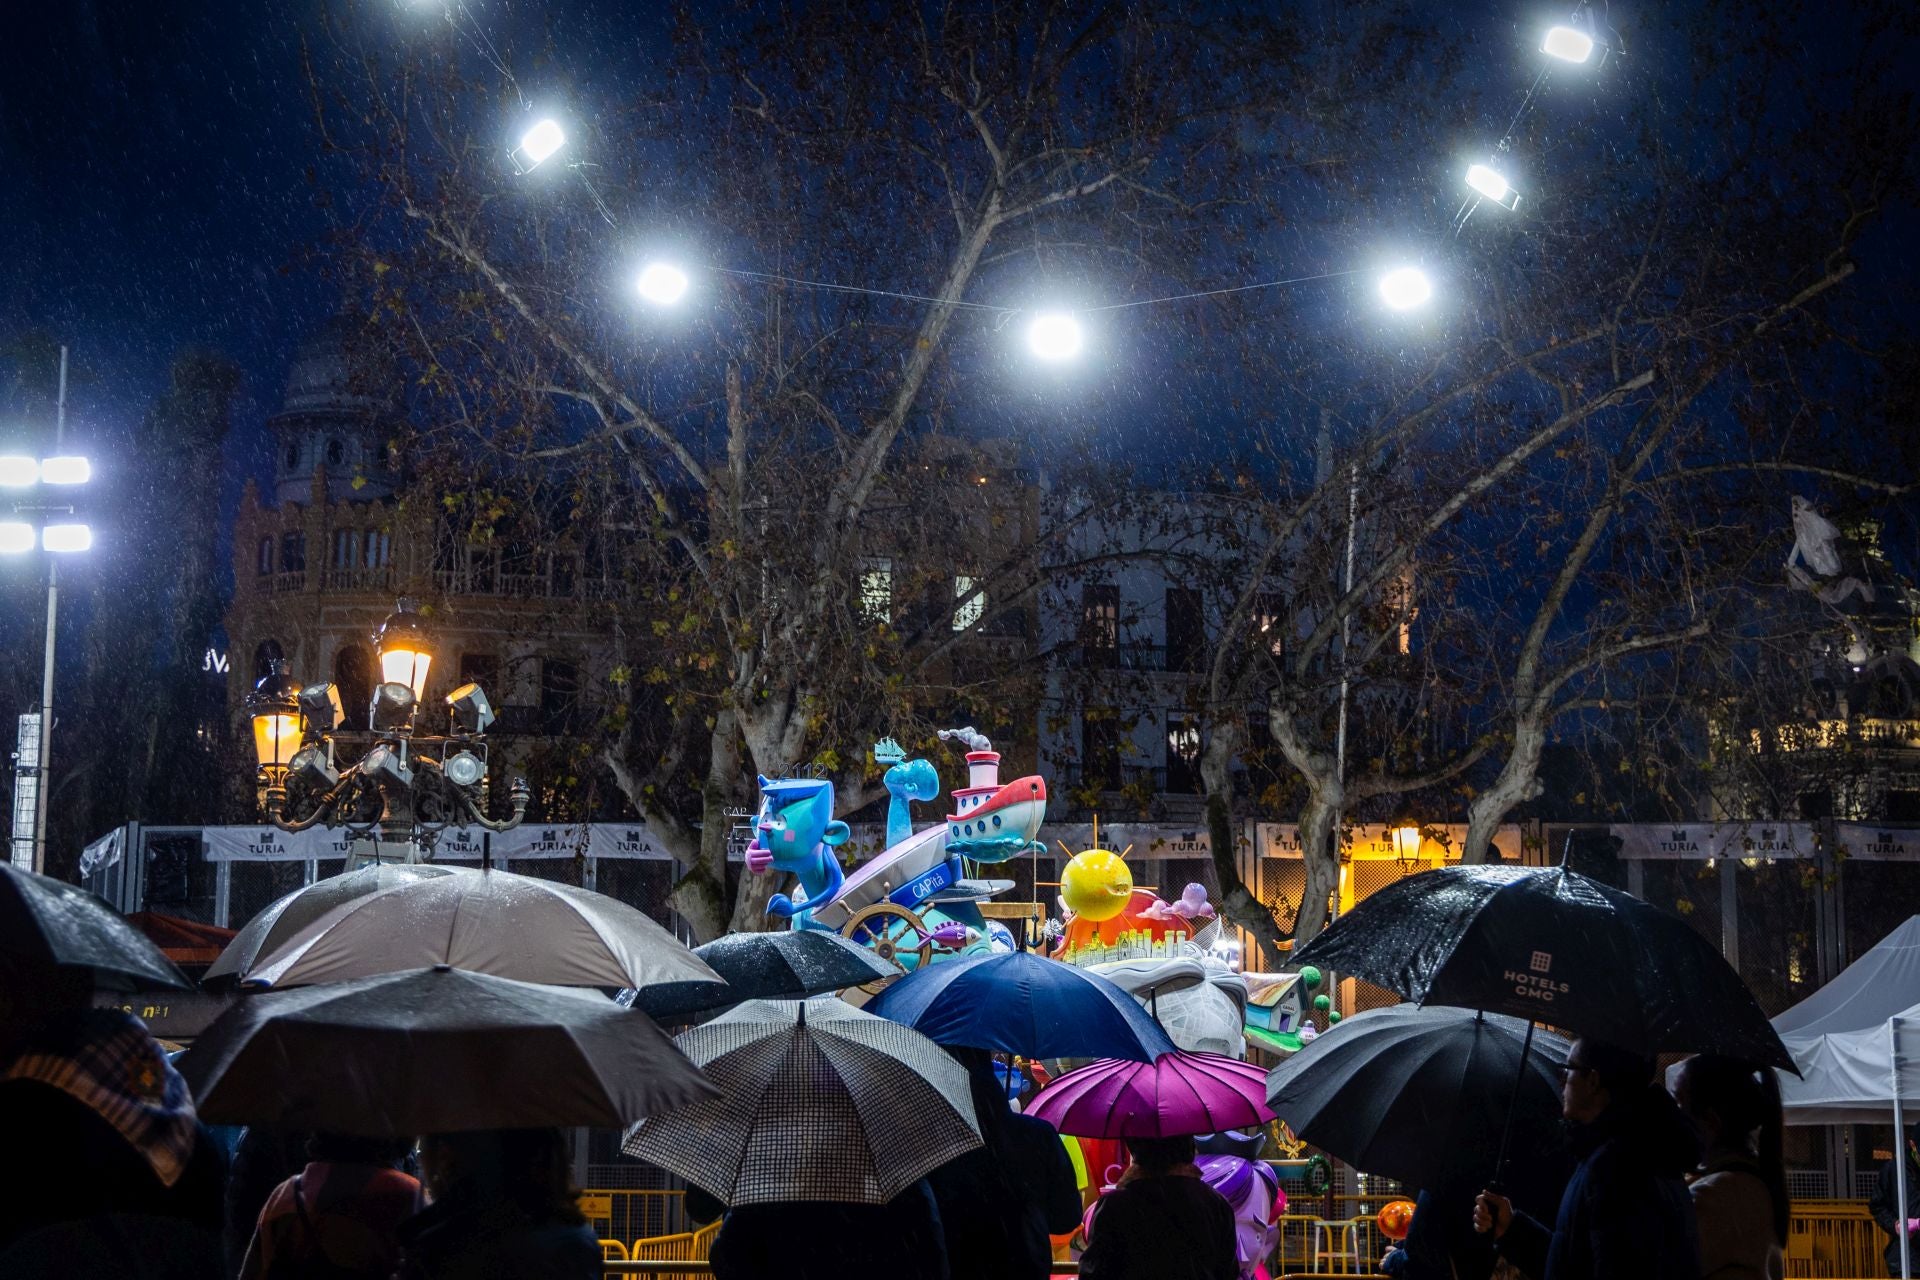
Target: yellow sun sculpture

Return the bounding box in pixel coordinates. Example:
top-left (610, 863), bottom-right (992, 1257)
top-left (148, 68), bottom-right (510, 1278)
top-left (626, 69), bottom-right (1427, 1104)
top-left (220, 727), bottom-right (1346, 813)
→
top-left (1060, 847), bottom-right (1135, 922)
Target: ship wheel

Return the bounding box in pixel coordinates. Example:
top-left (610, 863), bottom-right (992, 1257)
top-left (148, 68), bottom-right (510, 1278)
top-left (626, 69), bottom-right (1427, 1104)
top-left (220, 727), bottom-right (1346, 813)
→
top-left (842, 903), bottom-right (935, 991)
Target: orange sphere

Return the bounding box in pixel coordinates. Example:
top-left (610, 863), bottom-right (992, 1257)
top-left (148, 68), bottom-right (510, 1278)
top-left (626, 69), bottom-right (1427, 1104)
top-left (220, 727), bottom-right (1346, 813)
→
top-left (1377, 1199), bottom-right (1417, 1242)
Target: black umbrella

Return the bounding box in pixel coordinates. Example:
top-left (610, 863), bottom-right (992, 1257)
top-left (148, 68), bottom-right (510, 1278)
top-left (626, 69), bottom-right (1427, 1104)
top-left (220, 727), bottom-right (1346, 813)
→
top-left (0, 863), bottom-right (188, 991)
top-left (202, 863), bottom-right (467, 988)
top-left (178, 965), bottom-right (716, 1135)
top-left (1265, 1005), bottom-right (1570, 1187)
top-left (627, 930), bottom-right (893, 1021)
top-left (1292, 864), bottom-right (1794, 1070)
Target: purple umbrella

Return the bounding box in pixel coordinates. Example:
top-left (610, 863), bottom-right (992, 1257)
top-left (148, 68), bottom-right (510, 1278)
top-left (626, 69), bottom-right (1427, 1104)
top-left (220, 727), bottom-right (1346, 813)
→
top-left (1025, 1050), bottom-right (1273, 1138)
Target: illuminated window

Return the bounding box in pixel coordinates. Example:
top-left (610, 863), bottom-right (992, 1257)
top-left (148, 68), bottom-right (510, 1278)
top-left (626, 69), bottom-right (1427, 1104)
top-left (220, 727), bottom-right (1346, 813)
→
top-left (1081, 585), bottom-right (1119, 661)
top-left (860, 558), bottom-right (892, 623)
top-left (953, 575), bottom-right (984, 631)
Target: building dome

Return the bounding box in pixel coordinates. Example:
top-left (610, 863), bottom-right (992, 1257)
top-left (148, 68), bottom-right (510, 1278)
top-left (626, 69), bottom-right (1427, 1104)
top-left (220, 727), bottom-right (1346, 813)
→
top-left (281, 314), bottom-right (390, 416)
top-left (269, 314), bottom-right (398, 506)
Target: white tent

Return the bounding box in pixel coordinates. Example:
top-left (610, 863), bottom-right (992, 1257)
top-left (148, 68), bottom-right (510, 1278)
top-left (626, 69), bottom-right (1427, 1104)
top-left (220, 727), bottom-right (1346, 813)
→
top-left (1774, 915), bottom-right (1920, 1041)
top-left (1777, 1004), bottom-right (1920, 1124)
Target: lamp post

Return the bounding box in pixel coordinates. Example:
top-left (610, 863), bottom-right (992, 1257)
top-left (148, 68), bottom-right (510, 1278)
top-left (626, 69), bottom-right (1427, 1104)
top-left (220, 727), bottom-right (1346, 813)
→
top-left (1390, 818), bottom-right (1424, 875)
top-left (245, 599), bottom-right (527, 861)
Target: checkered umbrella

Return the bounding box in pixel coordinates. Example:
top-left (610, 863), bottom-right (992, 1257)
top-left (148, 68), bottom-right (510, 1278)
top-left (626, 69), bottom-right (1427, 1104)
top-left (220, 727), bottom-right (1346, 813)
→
top-left (622, 997), bottom-right (981, 1206)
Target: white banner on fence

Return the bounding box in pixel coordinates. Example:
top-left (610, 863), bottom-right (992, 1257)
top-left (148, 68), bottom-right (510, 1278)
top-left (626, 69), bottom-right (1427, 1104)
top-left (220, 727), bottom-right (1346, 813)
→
top-left (1254, 822), bottom-right (1523, 862)
top-left (1609, 822), bottom-right (1815, 861)
top-left (203, 822), bottom-right (681, 862)
top-left (1037, 824), bottom-right (1217, 859)
top-left (79, 826), bottom-right (125, 876)
top-left (1834, 823), bottom-right (1920, 862)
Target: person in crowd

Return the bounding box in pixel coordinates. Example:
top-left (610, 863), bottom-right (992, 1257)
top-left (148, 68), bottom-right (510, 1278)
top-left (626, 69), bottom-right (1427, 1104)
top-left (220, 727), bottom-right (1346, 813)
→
top-left (225, 1127), bottom-right (312, 1273)
top-left (696, 1177), bottom-right (951, 1280)
top-left (1870, 1126), bottom-right (1920, 1278)
top-left (1384, 1187), bottom-right (1496, 1280)
top-left (1673, 1054), bottom-right (1789, 1280)
top-left (394, 1128), bottom-right (600, 1279)
top-left (1474, 1036), bottom-right (1700, 1280)
top-left (0, 967), bottom-right (227, 1275)
top-left (925, 1046), bottom-right (1083, 1278)
top-left (1077, 1133), bottom-right (1238, 1280)
top-left (238, 1132), bottom-right (420, 1279)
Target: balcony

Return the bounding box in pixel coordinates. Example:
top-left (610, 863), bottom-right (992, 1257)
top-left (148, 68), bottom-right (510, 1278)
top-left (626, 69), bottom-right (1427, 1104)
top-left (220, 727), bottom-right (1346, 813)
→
top-left (321, 566), bottom-right (394, 593)
top-left (433, 568), bottom-right (630, 602)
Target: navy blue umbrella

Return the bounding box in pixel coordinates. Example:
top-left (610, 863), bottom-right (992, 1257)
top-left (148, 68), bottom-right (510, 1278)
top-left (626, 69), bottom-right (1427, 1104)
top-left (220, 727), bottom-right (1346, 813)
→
top-left (864, 949), bottom-right (1177, 1062)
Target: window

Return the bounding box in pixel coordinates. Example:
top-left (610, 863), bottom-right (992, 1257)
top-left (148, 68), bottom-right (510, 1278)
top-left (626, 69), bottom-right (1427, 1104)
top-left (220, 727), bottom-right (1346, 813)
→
top-left (256, 537), bottom-right (273, 577)
top-left (541, 658), bottom-right (580, 735)
top-left (860, 558), bottom-right (892, 623)
top-left (1166, 717), bottom-right (1202, 792)
top-left (325, 438), bottom-right (345, 467)
top-left (1080, 585), bottom-right (1119, 663)
top-left (459, 652), bottom-right (500, 692)
top-left (1166, 587), bottom-right (1204, 673)
top-left (952, 575), bottom-right (985, 632)
top-left (334, 645), bottom-right (372, 731)
top-left (253, 638), bottom-right (285, 680)
top-left (279, 532), bottom-right (306, 574)
top-left (469, 546), bottom-right (496, 593)
top-left (283, 441), bottom-right (301, 470)
top-left (1252, 593), bottom-right (1286, 658)
top-left (1081, 713), bottom-right (1121, 790)
top-left (332, 529), bottom-right (360, 570)
top-left (364, 530), bottom-right (390, 568)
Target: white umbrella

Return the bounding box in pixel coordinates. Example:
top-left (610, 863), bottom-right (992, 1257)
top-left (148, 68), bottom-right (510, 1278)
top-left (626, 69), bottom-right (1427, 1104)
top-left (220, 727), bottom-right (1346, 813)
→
top-left (623, 998), bottom-right (981, 1205)
top-left (241, 868), bottom-right (723, 994)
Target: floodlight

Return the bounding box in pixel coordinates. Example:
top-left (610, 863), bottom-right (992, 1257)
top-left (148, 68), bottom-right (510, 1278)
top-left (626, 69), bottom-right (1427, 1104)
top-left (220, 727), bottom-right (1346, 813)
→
top-left (636, 262), bottom-right (689, 306)
top-left (288, 743), bottom-right (340, 791)
top-left (41, 523), bottom-right (92, 553)
top-left (40, 456), bottom-right (90, 485)
top-left (0, 457), bottom-right (38, 487)
top-left (0, 523), bottom-right (32, 554)
top-left (369, 680), bottom-right (418, 733)
top-left (1378, 267), bottom-right (1433, 311)
top-left (1465, 164), bottom-right (1522, 210)
top-left (360, 742), bottom-right (414, 790)
top-left (1026, 312), bottom-right (1084, 362)
top-left (298, 682), bottom-right (347, 735)
top-left (443, 749), bottom-right (487, 788)
top-left (1542, 25), bottom-right (1595, 63)
top-left (446, 681), bottom-right (496, 735)
top-left (510, 118), bottom-right (566, 173)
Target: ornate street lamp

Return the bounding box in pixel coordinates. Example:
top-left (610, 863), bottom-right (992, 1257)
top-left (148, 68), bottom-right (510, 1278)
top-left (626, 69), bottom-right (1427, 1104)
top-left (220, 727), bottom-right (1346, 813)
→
top-left (246, 601), bottom-right (527, 860)
top-left (1390, 818), bottom-right (1424, 875)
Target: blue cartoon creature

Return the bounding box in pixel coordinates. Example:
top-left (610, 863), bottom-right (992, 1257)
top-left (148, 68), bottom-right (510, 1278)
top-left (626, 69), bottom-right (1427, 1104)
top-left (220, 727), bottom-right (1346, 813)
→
top-left (743, 775), bottom-right (849, 929)
top-left (874, 737), bottom-right (941, 848)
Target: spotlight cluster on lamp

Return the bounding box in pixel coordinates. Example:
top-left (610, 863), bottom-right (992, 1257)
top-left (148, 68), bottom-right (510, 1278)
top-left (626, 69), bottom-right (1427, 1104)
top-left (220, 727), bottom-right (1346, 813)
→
top-left (243, 598), bottom-right (528, 859)
top-left (0, 452), bottom-right (93, 554)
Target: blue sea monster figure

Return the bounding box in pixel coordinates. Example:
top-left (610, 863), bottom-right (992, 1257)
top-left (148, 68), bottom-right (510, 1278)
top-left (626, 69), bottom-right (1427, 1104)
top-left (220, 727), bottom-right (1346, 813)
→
top-left (743, 775), bottom-right (849, 929)
top-left (873, 737), bottom-right (941, 848)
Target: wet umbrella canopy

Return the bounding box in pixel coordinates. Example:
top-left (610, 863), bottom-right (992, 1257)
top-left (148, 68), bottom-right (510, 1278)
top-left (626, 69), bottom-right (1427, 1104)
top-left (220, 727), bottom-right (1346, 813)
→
top-left (623, 997), bottom-right (981, 1206)
top-left (179, 965), bottom-right (715, 1135)
top-left (1291, 865), bottom-right (1794, 1069)
top-left (863, 948), bottom-right (1178, 1062)
top-left (628, 929), bottom-right (891, 1021)
top-left (1026, 1051), bottom-right (1274, 1139)
top-left (1265, 1005), bottom-right (1571, 1187)
top-left (238, 868), bottom-right (722, 992)
top-left (202, 862), bottom-right (470, 988)
top-left (0, 863), bottom-right (189, 992)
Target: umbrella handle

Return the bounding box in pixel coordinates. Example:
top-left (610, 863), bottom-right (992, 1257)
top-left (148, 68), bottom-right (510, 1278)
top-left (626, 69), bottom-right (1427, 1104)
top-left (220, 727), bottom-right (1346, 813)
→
top-left (1491, 1017), bottom-right (1537, 1187)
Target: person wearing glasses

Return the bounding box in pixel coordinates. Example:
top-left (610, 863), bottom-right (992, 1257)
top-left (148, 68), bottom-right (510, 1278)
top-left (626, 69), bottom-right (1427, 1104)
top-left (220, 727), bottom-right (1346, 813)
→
top-left (1474, 1038), bottom-right (1701, 1280)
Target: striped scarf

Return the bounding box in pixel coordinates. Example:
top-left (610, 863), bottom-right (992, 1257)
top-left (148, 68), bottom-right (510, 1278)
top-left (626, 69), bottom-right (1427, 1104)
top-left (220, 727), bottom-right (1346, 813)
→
top-left (5, 1007), bottom-right (200, 1187)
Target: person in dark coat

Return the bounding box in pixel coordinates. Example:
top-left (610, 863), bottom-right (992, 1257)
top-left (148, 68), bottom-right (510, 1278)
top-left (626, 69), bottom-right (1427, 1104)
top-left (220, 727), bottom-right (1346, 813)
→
top-left (224, 1126), bottom-right (312, 1273)
top-left (1474, 1037), bottom-right (1700, 1280)
top-left (395, 1128), bottom-right (600, 1279)
top-left (925, 1046), bottom-right (1083, 1279)
top-left (696, 1178), bottom-right (951, 1280)
top-left (239, 1133), bottom-right (420, 1279)
top-left (1078, 1134), bottom-right (1238, 1280)
top-left (1870, 1127), bottom-right (1920, 1277)
top-left (0, 968), bottom-right (227, 1277)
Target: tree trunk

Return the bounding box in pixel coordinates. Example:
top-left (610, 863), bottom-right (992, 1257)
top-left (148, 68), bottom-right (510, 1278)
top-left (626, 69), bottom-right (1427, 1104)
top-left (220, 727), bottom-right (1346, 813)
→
top-left (668, 706), bottom-right (742, 941)
top-left (1463, 716), bottom-right (1547, 864)
top-left (1200, 718), bottom-right (1284, 951)
top-left (1293, 789), bottom-right (1341, 944)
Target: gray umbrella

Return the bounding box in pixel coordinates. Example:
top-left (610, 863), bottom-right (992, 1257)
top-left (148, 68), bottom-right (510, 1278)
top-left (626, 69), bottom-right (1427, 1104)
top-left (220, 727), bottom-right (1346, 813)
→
top-left (0, 863), bottom-right (188, 991)
top-left (627, 930), bottom-right (895, 1021)
top-left (202, 863), bottom-right (469, 988)
top-left (239, 868), bottom-right (723, 992)
top-left (179, 965), bottom-right (716, 1135)
top-left (623, 997), bottom-right (981, 1205)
